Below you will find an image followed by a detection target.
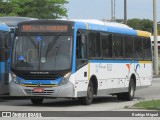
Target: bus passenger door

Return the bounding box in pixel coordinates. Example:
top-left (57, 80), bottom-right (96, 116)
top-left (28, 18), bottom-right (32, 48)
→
top-left (75, 31), bottom-right (89, 97)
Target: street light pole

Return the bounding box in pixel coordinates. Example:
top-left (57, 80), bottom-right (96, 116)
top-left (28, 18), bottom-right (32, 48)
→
top-left (111, 0), bottom-right (115, 21)
top-left (153, 0), bottom-right (159, 75)
top-left (124, 0), bottom-right (127, 24)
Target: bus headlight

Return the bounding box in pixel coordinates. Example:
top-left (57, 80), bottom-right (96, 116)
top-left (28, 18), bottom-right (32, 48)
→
top-left (11, 72), bottom-right (18, 84)
top-left (60, 72), bottom-right (71, 86)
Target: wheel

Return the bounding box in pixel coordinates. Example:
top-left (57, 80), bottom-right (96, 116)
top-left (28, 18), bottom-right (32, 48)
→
top-left (31, 98), bottom-right (43, 105)
top-left (79, 81), bottom-right (94, 105)
top-left (128, 79), bottom-right (136, 100)
top-left (117, 78), bottom-right (135, 101)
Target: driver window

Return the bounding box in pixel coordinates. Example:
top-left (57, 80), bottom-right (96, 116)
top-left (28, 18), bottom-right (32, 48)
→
top-left (76, 32), bottom-right (87, 59)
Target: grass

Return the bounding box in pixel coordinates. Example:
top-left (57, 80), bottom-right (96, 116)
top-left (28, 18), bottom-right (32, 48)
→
top-left (133, 100), bottom-right (160, 110)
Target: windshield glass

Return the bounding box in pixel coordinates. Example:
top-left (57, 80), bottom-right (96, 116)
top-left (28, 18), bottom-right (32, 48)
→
top-left (11, 35), bottom-right (72, 71)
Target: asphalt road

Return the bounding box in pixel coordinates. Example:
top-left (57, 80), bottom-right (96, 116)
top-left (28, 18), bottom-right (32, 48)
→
top-left (0, 78), bottom-right (160, 120)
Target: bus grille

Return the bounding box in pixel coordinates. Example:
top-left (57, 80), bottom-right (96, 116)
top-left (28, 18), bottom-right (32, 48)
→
top-left (24, 89), bottom-right (54, 96)
top-left (21, 74), bottom-right (62, 80)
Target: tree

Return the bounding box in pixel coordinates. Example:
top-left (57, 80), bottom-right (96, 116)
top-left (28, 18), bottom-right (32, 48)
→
top-left (158, 24), bottom-right (160, 35)
top-left (127, 18), bottom-right (153, 33)
top-left (0, 0), bottom-right (69, 19)
top-left (127, 18), bottom-right (160, 35)
top-left (0, 0), bottom-right (13, 16)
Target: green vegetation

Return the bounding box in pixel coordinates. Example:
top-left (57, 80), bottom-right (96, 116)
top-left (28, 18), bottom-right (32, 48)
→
top-left (133, 100), bottom-right (160, 110)
top-left (127, 18), bottom-right (153, 33)
top-left (113, 18), bottom-right (160, 35)
top-left (0, 0), bottom-right (160, 34)
top-left (0, 0), bottom-right (68, 19)
top-left (158, 25), bottom-right (160, 35)
top-left (127, 18), bottom-right (160, 35)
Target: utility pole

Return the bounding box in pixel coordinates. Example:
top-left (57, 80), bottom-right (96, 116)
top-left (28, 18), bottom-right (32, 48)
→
top-left (124, 0), bottom-right (127, 24)
top-left (111, 0), bottom-right (115, 21)
top-left (153, 0), bottom-right (159, 75)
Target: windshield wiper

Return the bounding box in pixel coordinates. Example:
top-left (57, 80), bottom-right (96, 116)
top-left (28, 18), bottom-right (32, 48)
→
top-left (54, 44), bottom-right (61, 67)
top-left (25, 33), bottom-right (40, 58)
top-left (45, 36), bottom-right (59, 57)
top-left (25, 33), bottom-right (39, 49)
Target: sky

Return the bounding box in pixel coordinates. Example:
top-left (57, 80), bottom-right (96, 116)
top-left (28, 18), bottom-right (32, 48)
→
top-left (65, 0), bottom-right (160, 21)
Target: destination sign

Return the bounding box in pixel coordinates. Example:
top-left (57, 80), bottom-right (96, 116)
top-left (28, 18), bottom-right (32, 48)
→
top-left (21, 25), bottom-right (69, 33)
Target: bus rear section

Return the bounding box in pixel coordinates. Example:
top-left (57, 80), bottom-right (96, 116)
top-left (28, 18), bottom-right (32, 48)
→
top-left (0, 24), bottom-right (11, 95)
top-left (74, 25), bottom-right (152, 104)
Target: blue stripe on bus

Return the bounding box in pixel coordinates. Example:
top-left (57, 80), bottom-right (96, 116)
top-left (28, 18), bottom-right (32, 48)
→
top-left (0, 24), bottom-right (10, 31)
top-left (71, 24), bottom-right (77, 73)
top-left (19, 77), bottom-right (62, 85)
top-left (71, 22), bottom-right (140, 73)
top-left (75, 22), bottom-right (88, 29)
top-left (0, 62), bottom-right (5, 81)
top-left (107, 26), bottom-right (137, 36)
top-left (75, 22), bottom-right (138, 36)
top-left (90, 60), bottom-right (139, 63)
top-left (72, 22), bottom-right (88, 73)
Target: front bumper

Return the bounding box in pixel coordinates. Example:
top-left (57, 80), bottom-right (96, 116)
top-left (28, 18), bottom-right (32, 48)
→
top-left (9, 81), bottom-right (74, 98)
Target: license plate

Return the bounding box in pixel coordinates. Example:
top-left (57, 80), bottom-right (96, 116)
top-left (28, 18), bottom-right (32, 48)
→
top-left (33, 88), bottom-right (44, 92)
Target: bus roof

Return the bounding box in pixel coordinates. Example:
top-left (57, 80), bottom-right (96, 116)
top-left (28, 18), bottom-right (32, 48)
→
top-left (16, 19), bottom-right (151, 37)
top-left (136, 30), bottom-right (151, 37)
top-left (0, 23), bottom-right (10, 32)
top-left (70, 19), bottom-right (151, 37)
top-left (71, 19), bottom-right (132, 29)
top-left (0, 16), bottom-right (38, 27)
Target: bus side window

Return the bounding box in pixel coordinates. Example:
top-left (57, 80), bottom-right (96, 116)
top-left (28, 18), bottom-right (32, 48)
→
top-left (0, 31), bottom-right (10, 49)
top-left (134, 37), bottom-right (143, 60)
top-left (76, 34), bottom-right (81, 59)
top-left (101, 33), bottom-right (112, 58)
top-left (89, 32), bottom-right (101, 58)
top-left (143, 38), bottom-right (152, 60)
top-left (5, 32), bottom-right (12, 48)
top-left (124, 36), bottom-right (133, 59)
top-left (81, 36), bottom-right (87, 59)
top-left (0, 31), bottom-right (4, 48)
top-left (113, 34), bottom-right (123, 59)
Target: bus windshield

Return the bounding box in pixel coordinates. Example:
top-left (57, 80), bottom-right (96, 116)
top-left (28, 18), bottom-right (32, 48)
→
top-left (11, 35), bottom-right (72, 71)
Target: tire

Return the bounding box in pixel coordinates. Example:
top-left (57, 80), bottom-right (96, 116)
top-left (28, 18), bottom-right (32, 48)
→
top-left (79, 81), bottom-right (94, 105)
top-left (117, 78), bottom-right (135, 101)
top-left (31, 98), bottom-right (43, 105)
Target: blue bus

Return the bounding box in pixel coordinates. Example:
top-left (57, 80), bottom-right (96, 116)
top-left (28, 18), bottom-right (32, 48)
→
top-left (0, 16), bottom-right (38, 39)
top-left (0, 16), bottom-right (38, 27)
top-left (0, 17), bottom-right (38, 96)
top-left (0, 24), bottom-right (11, 95)
top-left (10, 19), bottom-right (152, 105)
